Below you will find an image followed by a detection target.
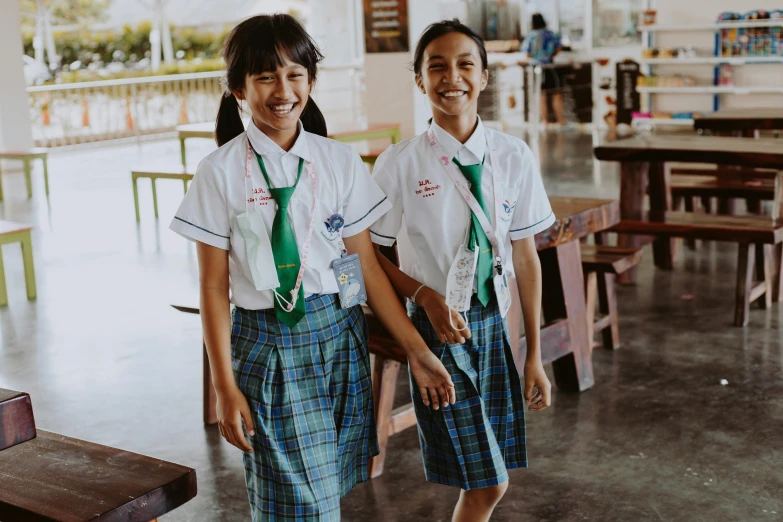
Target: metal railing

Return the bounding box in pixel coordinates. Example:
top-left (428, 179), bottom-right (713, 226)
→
top-left (26, 64), bottom-right (366, 148)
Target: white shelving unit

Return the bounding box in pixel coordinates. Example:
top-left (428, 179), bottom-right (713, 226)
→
top-left (635, 18), bottom-right (783, 128)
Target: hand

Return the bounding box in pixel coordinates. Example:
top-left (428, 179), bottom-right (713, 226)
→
top-left (216, 385), bottom-right (255, 452)
top-left (408, 348), bottom-right (456, 410)
top-left (417, 287), bottom-right (472, 345)
top-left (524, 361), bottom-right (552, 411)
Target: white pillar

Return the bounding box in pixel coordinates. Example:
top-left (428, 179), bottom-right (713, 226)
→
top-left (0, 0), bottom-right (34, 151)
top-left (363, 0), bottom-right (443, 140)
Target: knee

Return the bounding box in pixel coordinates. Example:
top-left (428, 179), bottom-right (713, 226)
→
top-left (461, 481), bottom-right (508, 508)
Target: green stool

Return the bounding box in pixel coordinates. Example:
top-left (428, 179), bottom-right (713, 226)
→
top-left (0, 221), bottom-right (36, 306)
top-left (0, 148), bottom-right (49, 200)
top-left (131, 166), bottom-right (194, 221)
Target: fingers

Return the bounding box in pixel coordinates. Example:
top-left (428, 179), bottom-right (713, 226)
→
top-left (241, 407), bottom-right (256, 437)
top-left (446, 383), bottom-right (457, 405)
top-left (453, 312), bottom-right (472, 340)
top-left (527, 383), bottom-right (552, 411)
top-left (436, 386), bottom-right (450, 408)
top-left (419, 386), bottom-right (431, 407)
top-left (524, 376), bottom-right (535, 402)
top-left (220, 412), bottom-right (254, 452)
top-left (436, 331), bottom-right (447, 343)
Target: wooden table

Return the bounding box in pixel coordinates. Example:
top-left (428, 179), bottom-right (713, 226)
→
top-left (0, 389), bottom-right (197, 522)
top-left (177, 122), bottom-right (401, 165)
top-left (594, 135), bottom-right (783, 279)
top-left (694, 109), bottom-right (783, 136)
top-left (524, 197), bottom-right (620, 392)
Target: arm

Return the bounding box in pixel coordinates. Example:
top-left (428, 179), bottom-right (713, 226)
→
top-left (511, 236), bottom-right (552, 410)
top-left (344, 231), bottom-right (455, 409)
top-left (196, 242), bottom-right (255, 451)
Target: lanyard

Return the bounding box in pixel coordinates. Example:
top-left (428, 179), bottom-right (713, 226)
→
top-left (244, 135), bottom-right (317, 311)
top-left (427, 127), bottom-right (506, 262)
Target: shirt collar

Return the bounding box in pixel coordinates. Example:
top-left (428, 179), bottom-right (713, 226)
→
top-left (429, 116), bottom-right (486, 165)
top-left (247, 119), bottom-right (312, 164)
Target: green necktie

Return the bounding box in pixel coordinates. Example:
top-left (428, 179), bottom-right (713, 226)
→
top-left (453, 157), bottom-right (493, 307)
top-left (256, 153), bottom-right (306, 327)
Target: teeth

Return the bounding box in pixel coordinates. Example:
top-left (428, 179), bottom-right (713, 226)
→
top-left (442, 91), bottom-right (465, 98)
top-left (271, 103), bottom-right (294, 113)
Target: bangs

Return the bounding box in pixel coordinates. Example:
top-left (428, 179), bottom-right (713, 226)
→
top-left (239, 16), bottom-right (322, 77)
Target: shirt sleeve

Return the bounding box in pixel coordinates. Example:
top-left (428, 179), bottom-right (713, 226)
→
top-left (368, 147), bottom-right (403, 247)
top-left (520, 35), bottom-right (531, 54)
top-left (169, 156), bottom-right (231, 250)
top-left (509, 141), bottom-right (556, 241)
top-left (341, 150), bottom-right (393, 238)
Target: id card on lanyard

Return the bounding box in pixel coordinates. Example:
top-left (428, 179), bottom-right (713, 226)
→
top-left (427, 128), bottom-right (512, 318)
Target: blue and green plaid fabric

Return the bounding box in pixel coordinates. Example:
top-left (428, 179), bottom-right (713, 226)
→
top-left (231, 294), bottom-right (378, 521)
top-left (407, 294), bottom-right (527, 490)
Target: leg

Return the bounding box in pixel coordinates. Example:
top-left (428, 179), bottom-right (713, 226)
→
top-left (23, 158), bottom-right (33, 198)
top-left (540, 92), bottom-right (549, 124)
top-left (756, 244), bottom-right (774, 310)
top-left (618, 161), bottom-right (650, 283)
top-left (701, 196), bottom-right (713, 214)
top-left (734, 244), bottom-right (754, 327)
top-left (684, 196), bottom-right (697, 250)
top-left (452, 482), bottom-right (509, 522)
top-left (41, 156), bottom-right (50, 196)
top-left (368, 356), bottom-right (401, 478)
top-left (0, 247), bottom-right (7, 307)
top-left (552, 92), bottom-right (566, 125)
top-left (132, 175), bottom-right (141, 222)
top-left (203, 341), bottom-right (217, 425)
top-left (774, 243), bottom-right (782, 303)
top-left (180, 137), bottom-right (187, 166)
top-left (648, 162), bottom-right (675, 270)
top-left (151, 178), bottom-right (159, 219)
top-left (597, 272), bottom-right (620, 350)
top-left (584, 271), bottom-right (597, 350)
top-left (540, 240), bottom-right (594, 392)
top-left (20, 232), bottom-right (37, 300)
top-left (746, 197), bottom-right (762, 214)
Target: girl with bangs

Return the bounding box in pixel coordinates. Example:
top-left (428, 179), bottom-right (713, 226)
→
top-left (170, 14), bottom-right (454, 521)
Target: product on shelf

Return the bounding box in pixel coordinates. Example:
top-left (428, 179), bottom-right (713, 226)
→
top-left (718, 64), bottom-right (734, 86)
top-left (718, 10), bottom-right (783, 57)
top-left (636, 75), bottom-right (697, 87)
top-left (642, 10), bottom-right (657, 26)
top-left (641, 46), bottom-right (698, 59)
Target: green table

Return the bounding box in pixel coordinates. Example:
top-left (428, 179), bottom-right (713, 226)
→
top-left (0, 221), bottom-right (36, 306)
top-left (176, 122), bottom-right (401, 166)
top-left (132, 166), bottom-right (194, 221)
top-left (0, 148), bottom-right (49, 199)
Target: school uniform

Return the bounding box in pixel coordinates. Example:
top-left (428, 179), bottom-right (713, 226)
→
top-left (170, 119), bottom-right (391, 521)
top-left (370, 117), bottom-right (555, 490)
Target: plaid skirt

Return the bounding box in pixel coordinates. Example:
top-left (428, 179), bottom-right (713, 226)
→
top-left (231, 294), bottom-right (378, 522)
top-left (407, 295), bottom-right (528, 490)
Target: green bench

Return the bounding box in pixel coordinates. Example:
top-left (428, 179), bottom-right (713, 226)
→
top-left (131, 166), bottom-right (194, 221)
top-left (0, 148), bottom-right (49, 199)
top-left (0, 221), bottom-right (36, 307)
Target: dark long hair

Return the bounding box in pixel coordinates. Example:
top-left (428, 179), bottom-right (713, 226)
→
top-left (532, 13), bottom-right (547, 30)
top-left (412, 19), bottom-right (488, 76)
top-left (215, 14), bottom-right (327, 146)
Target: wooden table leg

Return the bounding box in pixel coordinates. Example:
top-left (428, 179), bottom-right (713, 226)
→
top-left (368, 355), bottom-right (400, 478)
top-left (774, 243), bottom-right (782, 303)
top-left (539, 240), bottom-right (594, 392)
top-left (648, 161), bottom-right (675, 270)
top-left (203, 342), bottom-right (217, 425)
top-left (618, 161), bottom-right (649, 283)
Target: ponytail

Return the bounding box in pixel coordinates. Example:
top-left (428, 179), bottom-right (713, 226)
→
top-left (300, 95), bottom-right (327, 137)
top-left (215, 92), bottom-right (245, 147)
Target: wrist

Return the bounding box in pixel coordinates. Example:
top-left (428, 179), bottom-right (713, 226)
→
top-left (415, 286), bottom-right (436, 308)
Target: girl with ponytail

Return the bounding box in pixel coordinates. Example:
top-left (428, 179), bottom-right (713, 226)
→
top-left (170, 13), bottom-right (453, 521)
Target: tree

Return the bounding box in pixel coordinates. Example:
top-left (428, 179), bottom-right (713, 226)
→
top-left (19, 0), bottom-right (113, 68)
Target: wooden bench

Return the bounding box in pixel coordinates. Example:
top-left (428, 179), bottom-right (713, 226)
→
top-left (0, 388), bottom-right (197, 521)
top-left (670, 166), bottom-right (778, 216)
top-left (611, 211), bottom-right (783, 326)
top-left (0, 221), bottom-right (36, 307)
top-left (581, 244), bottom-right (644, 350)
top-left (131, 166), bottom-right (194, 221)
top-left (0, 148), bottom-right (49, 199)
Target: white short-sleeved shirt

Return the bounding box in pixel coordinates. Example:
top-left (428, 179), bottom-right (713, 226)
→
top-left (370, 118), bottom-right (555, 296)
top-left (170, 120), bottom-right (392, 310)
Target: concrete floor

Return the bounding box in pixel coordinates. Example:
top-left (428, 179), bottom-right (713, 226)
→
top-left (0, 130), bottom-right (781, 522)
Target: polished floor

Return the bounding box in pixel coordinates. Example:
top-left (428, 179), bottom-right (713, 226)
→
top-left (0, 130), bottom-right (781, 522)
